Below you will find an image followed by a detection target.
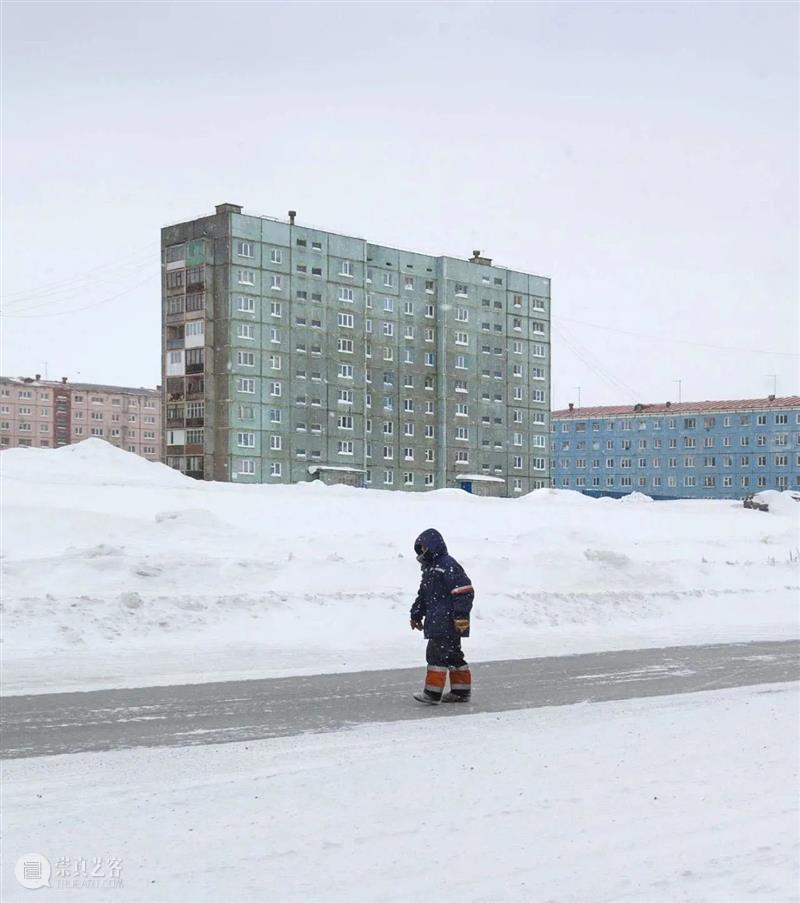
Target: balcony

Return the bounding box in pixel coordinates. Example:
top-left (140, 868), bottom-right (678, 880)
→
top-left (186, 417), bottom-right (205, 428)
top-left (166, 338), bottom-right (184, 350)
top-left (186, 362), bottom-right (204, 375)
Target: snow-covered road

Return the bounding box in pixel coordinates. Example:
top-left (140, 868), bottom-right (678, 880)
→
top-left (3, 683), bottom-right (797, 902)
top-left (3, 640), bottom-right (797, 759)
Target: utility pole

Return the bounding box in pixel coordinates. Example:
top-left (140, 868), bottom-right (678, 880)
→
top-left (766, 374), bottom-right (777, 396)
top-left (673, 379), bottom-right (682, 404)
top-left (573, 386), bottom-right (582, 409)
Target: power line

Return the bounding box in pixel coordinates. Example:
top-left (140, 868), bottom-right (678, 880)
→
top-left (555, 326), bottom-right (642, 398)
top-left (5, 260), bottom-right (158, 316)
top-left (0, 276), bottom-right (153, 318)
top-left (552, 323), bottom-right (642, 402)
top-left (553, 314), bottom-right (799, 357)
top-left (0, 242), bottom-right (160, 309)
top-left (0, 254), bottom-right (157, 313)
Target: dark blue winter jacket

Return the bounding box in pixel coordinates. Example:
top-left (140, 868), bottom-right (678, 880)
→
top-left (410, 528), bottom-right (474, 639)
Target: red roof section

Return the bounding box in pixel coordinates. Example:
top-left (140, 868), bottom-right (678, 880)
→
top-left (552, 396), bottom-right (800, 418)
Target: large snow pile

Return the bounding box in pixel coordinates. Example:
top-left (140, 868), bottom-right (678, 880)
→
top-left (2, 440), bottom-right (798, 693)
top-left (1, 438), bottom-right (189, 489)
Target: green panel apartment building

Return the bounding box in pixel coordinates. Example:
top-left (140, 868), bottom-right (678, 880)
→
top-left (161, 204), bottom-right (551, 495)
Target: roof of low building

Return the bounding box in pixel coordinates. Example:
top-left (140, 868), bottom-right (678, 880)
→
top-left (552, 396), bottom-right (800, 418)
top-left (0, 376), bottom-right (160, 396)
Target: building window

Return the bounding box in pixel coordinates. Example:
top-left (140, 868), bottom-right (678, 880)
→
top-left (383, 273), bottom-right (394, 288)
top-left (337, 440), bottom-right (354, 456)
top-left (237, 432), bottom-right (255, 448)
top-left (237, 296), bottom-right (255, 313)
top-left (270, 462), bottom-right (282, 477)
top-left (237, 323), bottom-right (255, 340)
top-left (238, 269), bottom-right (255, 285)
top-left (338, 287), bottom-right (354, 303)
top-left (166, 270), bottom-right (185, 290)
top-left (337, 312), bottom-right (354, 328)
top-left (236, 459), bottom-right (255, 475)
top-left (237, 351), bottom-right (255, 367)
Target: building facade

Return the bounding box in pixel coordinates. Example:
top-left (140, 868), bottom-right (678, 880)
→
top-left (161, 204), bottom-right (552, 495)
top-left (552, 397), bottom-right (800, 499)
top-left (0, 376), bottom-right (161, 459)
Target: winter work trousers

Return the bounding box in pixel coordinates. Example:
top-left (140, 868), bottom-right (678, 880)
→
top-left (422, 637), bottom-right (471, 701)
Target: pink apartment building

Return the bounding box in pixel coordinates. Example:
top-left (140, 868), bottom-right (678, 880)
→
top-left (0, 375), bottom-right (161, 460)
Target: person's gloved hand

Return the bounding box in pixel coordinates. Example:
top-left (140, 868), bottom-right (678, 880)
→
top-left (453, 618), bottom-right (469, 634)
top-left (410, 618), bottom-right (423, 631)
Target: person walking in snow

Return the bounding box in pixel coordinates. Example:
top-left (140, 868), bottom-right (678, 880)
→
top-left (410, 528), bottom-right (474, 704)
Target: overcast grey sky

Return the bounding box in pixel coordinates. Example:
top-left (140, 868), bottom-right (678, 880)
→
top-left (2, 0), bottom-right (797, 408)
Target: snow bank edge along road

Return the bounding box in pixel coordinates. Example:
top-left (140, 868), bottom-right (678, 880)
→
top-left (2, 439), bottom-right (799, 694)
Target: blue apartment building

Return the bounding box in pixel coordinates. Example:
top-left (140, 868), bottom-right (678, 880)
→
top-left (551, 396), bottom-right (800, 500)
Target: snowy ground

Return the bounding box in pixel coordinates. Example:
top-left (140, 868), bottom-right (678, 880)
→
top-left (1, 440), bottom-right (798, 694)
top-left (3, 683), bottom-right (797, 902)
